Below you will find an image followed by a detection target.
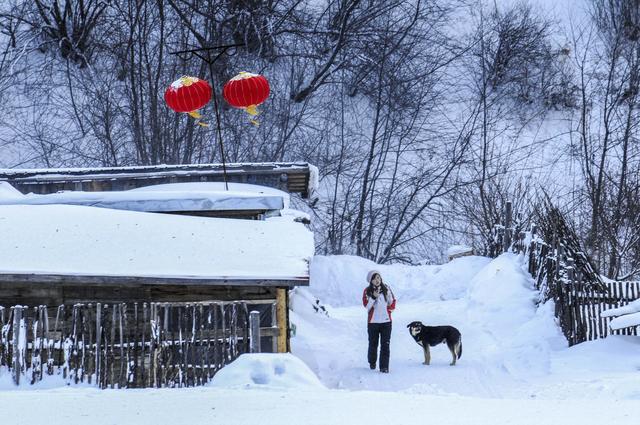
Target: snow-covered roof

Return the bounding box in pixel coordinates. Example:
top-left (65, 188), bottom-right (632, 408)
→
top-left (0, 182), bottom-right (287, 213)
top-left (0, 162), bottom-right (316, 199)
top-left (447, 245), bottom-right (473, 257)
top-left (0, 204), bottom-right (314, 285)
top-left (0, 162), bottom-right (310, 177)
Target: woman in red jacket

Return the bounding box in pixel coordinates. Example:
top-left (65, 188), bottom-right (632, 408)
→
top-left (362, 270), bottom-right (396, 373)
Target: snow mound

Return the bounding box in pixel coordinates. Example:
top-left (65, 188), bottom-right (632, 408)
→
top-left (310, 255), bottom-right (490, 307)
top-left (210, 353), bottom-right (325, 390)
top-left (466, 254), bottom-right (566, 378)
top-left (0, 181), bottom-right (22, 199)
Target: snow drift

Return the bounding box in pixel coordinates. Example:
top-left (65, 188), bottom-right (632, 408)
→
top-left (210, 353), bottom-right (325, 390)
top-left (309, 254), bottom-right (490, 308)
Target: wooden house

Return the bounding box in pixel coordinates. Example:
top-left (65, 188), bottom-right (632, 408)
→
top-left (0, 163), bottom-right (316, 388)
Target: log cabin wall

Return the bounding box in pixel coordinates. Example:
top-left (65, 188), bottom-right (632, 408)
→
top-left (0, 282), bottom-right (278, 306)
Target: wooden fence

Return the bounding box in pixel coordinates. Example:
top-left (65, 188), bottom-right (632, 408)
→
top-left (0, 300), bottom-right (277, 388)
top-left (492, 201), bottom-right (640, 345)
top-left (551, 280), bottom-right (639, 345)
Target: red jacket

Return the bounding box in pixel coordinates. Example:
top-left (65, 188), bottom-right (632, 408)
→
top-left (362, 286), bottom-right (396, 323)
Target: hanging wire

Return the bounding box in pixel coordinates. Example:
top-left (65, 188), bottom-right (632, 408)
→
top-left (170, 44), bottom-right (245, 191)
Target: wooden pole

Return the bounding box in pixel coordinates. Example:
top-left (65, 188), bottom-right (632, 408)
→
top-left (249, 311), bottom-right (261, 353)
top-left (504, 201), bottom-right (513, 253)
top-left (95, 303), bottom-right (102, 388)
top-left (276, 289), bottom-right (288, 353)
top-left (11, 306), bottom-right (23, 385)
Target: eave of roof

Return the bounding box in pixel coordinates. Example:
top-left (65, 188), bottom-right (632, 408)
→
top-left (0, 273), bottom-right (308, 287)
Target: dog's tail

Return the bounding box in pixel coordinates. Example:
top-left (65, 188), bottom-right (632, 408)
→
top-left (457, 340), bottom-right (462, 359)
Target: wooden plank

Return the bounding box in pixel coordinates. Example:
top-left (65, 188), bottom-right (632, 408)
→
top-left (276, 289), bottom-right (288, 353)
top-left (141, 302), bottom-right (148, 387)
top-left (198, 304), bottom-right (205, 386)
top-left (30, 306), bottom-right (40, 384)
top-left (11, 306), bottom-right (22, 385)
top-left (249, 311), bottom-right (261, 353)
top-left (612, 283), bottom-right (619, 335)
top-left (212, 303), bottom-right (220, 374)
top-left (150, 303), bottom-right (157, 388)
top-left (109, 304), bottom-right (116, 389)
top-left (0, 307), bottom-right (5, 368)
top-left (133, 303), bottom-right (139, 388)
top-left (588, 288), bottom-right (597, 340)
top-left (632, 284), bottom-right (639, 336)
top-left (95, 303), bottom-right (102, 388)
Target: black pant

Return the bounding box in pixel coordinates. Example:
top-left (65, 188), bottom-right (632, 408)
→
top-left (367, 322), bottom-right (392, 370)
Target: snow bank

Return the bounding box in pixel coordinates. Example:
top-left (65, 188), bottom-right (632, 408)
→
top-left (210, 353), bottom-right (325, 390)
top-left (466, 254), bottom-right (566, 378)
top-left (0, 181), bottom-right (22, 199)
top-left (309, 255), bottom-right (490, 307)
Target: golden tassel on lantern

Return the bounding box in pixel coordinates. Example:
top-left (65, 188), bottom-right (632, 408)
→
top-left (244, 104), bottom-right (260, 126)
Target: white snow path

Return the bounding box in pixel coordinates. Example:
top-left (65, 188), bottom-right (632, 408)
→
top-left (292, 299), bottom-right (508, 397)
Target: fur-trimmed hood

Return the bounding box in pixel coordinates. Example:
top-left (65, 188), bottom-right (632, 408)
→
top-left (367, 270), bottom-right (382, 283)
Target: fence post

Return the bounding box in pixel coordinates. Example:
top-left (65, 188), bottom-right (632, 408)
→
top-left (528, 225), bottom-right (537, 276)
top-left (504, 201), bottom-right (513, 253)
top-left (11, 306), bottom-right (23, 386)
top-left (556, 243), bottom-right (564, 280)
top-left (249, 311), bottom-right (261, 353)
top-left (95, 303), bottom-right (102, 388)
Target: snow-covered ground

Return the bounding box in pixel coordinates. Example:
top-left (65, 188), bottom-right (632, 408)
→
top-left (1, 253), bottom-right (638, 424)
top-left (292, 254), bottom-right (640, 400)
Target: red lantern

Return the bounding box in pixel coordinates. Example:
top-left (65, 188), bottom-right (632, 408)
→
top-left (222, 72), bottom-right (270, 123)
top-left (164, 76), bottom-right (212, 121)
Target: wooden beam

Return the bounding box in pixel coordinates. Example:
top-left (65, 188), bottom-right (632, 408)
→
top-left (276, 288), bottom-right (288, 353)
top-left (0, 273), bottom-right (308, 288)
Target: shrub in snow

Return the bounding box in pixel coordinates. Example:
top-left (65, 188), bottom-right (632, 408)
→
top-left (209, 353), bottom-right (325, 390)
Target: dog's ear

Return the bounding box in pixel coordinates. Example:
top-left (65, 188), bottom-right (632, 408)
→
top-left (406, 323), bottom-right (411, 328)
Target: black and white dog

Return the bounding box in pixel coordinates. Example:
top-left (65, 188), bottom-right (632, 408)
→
top-left (407, 321), bottom-right (462, 366)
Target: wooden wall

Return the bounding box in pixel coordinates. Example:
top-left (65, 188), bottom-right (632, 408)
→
top-left (0, 282), bottom-right (278, 306)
